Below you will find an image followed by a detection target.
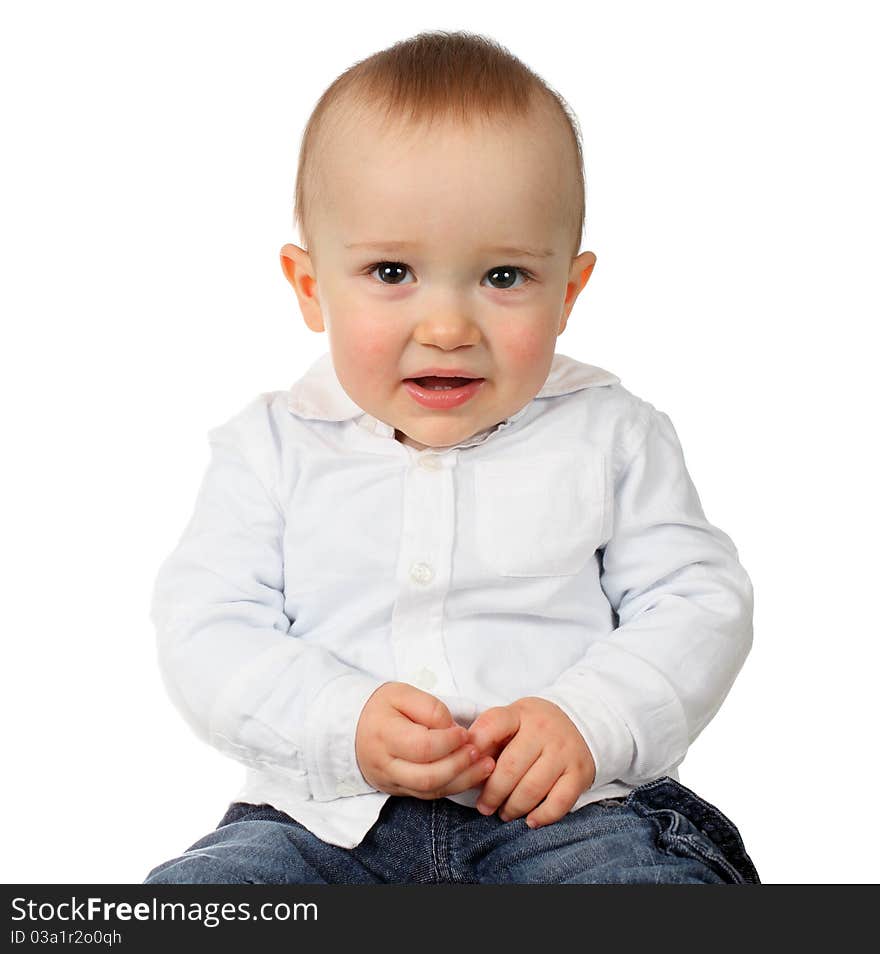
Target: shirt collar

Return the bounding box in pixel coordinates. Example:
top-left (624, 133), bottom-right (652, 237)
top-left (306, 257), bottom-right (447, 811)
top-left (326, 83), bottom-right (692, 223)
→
top-left (286, 350), bottom-right (620, 445)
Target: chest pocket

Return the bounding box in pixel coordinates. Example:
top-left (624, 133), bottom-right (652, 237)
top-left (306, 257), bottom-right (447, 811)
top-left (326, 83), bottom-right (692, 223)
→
top-left (473, 449), bottom-right (606, 577)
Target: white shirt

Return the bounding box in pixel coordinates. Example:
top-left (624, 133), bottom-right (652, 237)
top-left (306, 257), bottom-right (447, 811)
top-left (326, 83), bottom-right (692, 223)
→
top-left (150, 350), bottom-right (754, 848)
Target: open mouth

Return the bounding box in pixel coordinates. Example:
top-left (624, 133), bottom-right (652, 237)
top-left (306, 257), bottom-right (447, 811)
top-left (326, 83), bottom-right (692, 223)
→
top-left (402, 375), bottom-right (485, 409)
top-left (405, 376), bottom-right (482, 390)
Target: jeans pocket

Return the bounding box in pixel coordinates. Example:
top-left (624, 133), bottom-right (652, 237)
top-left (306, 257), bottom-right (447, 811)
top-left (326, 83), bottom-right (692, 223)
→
top-left (625, 777), bottom-right (760, 884)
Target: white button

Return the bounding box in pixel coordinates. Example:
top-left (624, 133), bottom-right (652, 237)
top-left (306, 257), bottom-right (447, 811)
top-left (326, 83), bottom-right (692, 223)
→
top-left (335, 780), bottom-right (359, 797)
top-left (415, 667), bottom-right (438, 690)
top-left (418, 454), bottom-right (442, 470)
top-left (410, 562), bottom-right (434, 584)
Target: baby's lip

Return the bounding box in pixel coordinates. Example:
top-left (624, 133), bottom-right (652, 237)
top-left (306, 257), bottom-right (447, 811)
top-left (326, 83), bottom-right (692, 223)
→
top-left (404, 367), bottom-right (484, 380)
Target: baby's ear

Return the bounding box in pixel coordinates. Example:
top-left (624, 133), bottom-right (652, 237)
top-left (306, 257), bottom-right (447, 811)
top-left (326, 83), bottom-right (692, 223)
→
top-left (280, 243), bottom-right (325, 333)
top-left (560, 250), bottom-right (597, 332)
top-left (571, 250), bottom-right (597, 291)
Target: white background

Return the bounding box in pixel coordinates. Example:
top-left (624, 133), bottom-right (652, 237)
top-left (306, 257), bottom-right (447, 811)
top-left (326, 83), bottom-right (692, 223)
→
top-left (2, 0), bottom-right (877, 885)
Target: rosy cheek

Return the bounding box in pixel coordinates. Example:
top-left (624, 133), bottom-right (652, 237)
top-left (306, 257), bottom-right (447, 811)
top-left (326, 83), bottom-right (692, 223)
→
top-left (358, 333), bottom-right (394, 361)
top-left (341, 324), bottom-right (400, 396)
top-left (335, 307), bottom-right (395, 359)
top-left (498, 324), bottom-right (551, 367)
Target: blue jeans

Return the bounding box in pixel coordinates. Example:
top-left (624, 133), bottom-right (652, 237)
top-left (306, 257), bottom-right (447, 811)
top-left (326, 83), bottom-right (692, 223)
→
top-left (144, 776), bottom-right (759, 885)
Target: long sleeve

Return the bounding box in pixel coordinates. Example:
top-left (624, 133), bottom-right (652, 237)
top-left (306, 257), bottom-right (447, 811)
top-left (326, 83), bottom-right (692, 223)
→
top-left (149, 400), bottom-right (386, 801)
top-left (535, 403), bottom-right (754, 788)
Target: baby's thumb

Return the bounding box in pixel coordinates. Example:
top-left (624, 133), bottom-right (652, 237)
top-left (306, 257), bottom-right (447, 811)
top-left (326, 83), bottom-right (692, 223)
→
top-left (467, 706), bottom-right (517, 754)
top-left (394, 684), bottom-right (454, 728)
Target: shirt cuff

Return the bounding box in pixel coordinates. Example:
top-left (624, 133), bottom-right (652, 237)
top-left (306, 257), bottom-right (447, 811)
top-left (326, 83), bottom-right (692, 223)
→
top-left (533, 669), bottom-right (635, 789)
top-left (304, 672), bottom-right (388, 801)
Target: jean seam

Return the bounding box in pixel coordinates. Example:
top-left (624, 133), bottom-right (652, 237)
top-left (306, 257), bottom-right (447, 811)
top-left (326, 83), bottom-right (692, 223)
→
top-left (436, 801), bottom-right (455, 883)
top-left (672, 833), bottom-right (745, 884)
top-left (626, 777), bottom-right (760, 884)
top-left (443, 803), bottom-right (471, 884)
top-left (429, 800), bottom-right (441, 883)
top-left (652, 820), bottom-right (745, 884)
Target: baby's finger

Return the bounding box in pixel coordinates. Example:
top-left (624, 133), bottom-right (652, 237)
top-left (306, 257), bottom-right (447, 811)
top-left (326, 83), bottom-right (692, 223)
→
top-left (390, 683), bottom-right (454, 729)
top-left (442, 755), bottom-right (496, 797)
top-left (467, 706), bottom-right (519, 755)
top-left (475, 737), bottom-right (541, 817)
top-left (524, 772), bottom-right (583, 830)
top-left (387, 719), bottom-right (468, 763)
top-left (498, 757), bottom-right (563, 822)
top-left (388, 743), bottom-right (482, 798)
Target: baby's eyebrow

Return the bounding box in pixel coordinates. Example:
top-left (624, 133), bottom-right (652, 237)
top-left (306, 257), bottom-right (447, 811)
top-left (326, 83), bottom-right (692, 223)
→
top-left (344, 240), bottom-right (555, 260)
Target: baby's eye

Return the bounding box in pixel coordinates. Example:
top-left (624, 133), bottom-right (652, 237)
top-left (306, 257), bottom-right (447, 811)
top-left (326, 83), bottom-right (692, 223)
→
top-left (364, 261), bottom-right (534, 289)
top-left (483, 266), bottom-right (533, 290)
top-left (367, 262), bottom-right (414, 285)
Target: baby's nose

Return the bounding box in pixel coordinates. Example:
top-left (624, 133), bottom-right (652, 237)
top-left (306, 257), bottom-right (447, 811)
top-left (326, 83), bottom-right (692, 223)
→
top-left (412, 309), bottom-right (481, 347)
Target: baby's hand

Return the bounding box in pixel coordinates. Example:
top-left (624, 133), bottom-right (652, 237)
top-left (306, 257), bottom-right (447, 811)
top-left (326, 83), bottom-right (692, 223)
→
top-left (355, 682), bottom-right (496, 799)
top-left (467, 697), bottom-right (596, 829)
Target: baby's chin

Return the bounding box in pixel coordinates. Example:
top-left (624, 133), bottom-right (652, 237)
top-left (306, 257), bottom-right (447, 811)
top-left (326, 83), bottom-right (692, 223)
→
top-left (394, 428), bottom-right (451, 451)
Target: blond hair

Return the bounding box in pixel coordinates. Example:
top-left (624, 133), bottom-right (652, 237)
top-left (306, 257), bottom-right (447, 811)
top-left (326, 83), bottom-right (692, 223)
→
top-left (293, 30), bottom-right (585, 259)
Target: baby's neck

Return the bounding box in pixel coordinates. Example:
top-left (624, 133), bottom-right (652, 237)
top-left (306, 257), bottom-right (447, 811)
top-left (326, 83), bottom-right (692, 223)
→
top-left (394, 423), bottom-right (503, 452)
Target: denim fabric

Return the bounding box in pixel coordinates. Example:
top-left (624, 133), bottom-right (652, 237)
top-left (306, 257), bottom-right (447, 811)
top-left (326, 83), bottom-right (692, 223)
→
top-left (144, 776), bottom-right (759, 885)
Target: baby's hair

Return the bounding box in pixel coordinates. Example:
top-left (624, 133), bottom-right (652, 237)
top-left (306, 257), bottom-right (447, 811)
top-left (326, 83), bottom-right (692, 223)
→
top-left (293, 30), bottom-right (586, 261)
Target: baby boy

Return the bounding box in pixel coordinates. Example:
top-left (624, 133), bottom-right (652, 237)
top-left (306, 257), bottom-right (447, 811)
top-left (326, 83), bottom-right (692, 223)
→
top-left (145, 30), bottom-right (759, 884)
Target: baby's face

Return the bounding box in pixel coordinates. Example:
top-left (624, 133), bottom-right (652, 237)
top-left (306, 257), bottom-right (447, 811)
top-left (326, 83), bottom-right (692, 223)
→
top-left (282, 106), bottom-right (596, 451)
